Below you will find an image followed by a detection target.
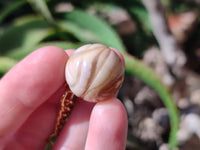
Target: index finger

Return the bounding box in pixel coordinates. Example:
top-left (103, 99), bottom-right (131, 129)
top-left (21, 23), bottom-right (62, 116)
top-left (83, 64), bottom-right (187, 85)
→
top-left (0, 46), bottom-right (68, 146)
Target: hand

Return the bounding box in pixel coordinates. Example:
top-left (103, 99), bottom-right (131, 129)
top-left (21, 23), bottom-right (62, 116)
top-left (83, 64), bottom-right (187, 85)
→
top-left (0, 46), bottom-right (127, 150)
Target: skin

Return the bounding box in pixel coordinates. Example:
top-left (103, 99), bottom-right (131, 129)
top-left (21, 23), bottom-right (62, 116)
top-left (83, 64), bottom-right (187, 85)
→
top-left (0, 46), bottom-right (128, 150)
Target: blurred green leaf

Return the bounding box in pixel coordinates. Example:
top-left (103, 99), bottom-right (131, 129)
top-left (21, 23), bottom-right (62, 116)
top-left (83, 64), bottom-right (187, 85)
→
top-left (28, 0), bottom-right (55, 24)
top-left (0, 56), bottom-right (18, 76)
top-left (161, 0), bottom-right (170, 6)
top-left (6, 41), bottom-right (82, 60)
top-left (0, 0), bottom-right (27, 24)
top-left (129, 5), bottom-right (152, 34)
top-left (0, 18), bottom-right (51, 54)
top-left (63, 9), bottom-right (127, 54)
top-left (59, 21), bottom-right (101, 43)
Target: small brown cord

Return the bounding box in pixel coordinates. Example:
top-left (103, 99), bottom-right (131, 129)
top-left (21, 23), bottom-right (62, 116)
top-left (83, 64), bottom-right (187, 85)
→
top-left (47, 84), bottom-right (76, 147)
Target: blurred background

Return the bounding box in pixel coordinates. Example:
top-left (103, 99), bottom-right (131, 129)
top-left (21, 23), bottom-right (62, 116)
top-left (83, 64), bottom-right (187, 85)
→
top-left (0, 0), bottom-right (199, 150)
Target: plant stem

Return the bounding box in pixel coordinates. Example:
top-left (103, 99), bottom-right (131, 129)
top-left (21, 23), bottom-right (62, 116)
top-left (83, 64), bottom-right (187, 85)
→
top-left (125, 54), bottom-right (179, 149)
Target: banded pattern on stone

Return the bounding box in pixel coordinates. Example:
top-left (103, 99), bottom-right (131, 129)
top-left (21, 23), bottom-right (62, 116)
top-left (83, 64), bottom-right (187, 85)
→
top-left (65, 44), bottom-right (124, 102)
